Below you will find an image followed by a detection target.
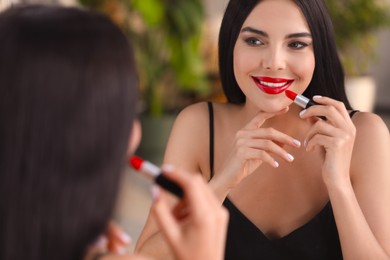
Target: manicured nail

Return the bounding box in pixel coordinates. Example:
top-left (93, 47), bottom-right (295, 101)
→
top-left (151, 185), bottom-right (160, 200)
top-left (293, 139), bottom-right (301, 147)
top-left (313, 95), bottom-right (322, 99)
top-left (119, 231), bottom-right (131, 244)
top-left (286, 153), bottom-right (294, 162)
top-left (299, 109), bottom-right (306, 117)
top-left (274, 161), bottom-right (280, 168)
top-left (161, 164), bottom-right (175, 173)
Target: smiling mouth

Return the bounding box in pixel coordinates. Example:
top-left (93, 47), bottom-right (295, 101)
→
top-left (252, 76), bottom-right (294, 95)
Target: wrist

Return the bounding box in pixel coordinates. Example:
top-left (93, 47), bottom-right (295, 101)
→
top-left (325, 178), bottom-right (354, 198)
top-left (208, 173), bottom-right (234, 203)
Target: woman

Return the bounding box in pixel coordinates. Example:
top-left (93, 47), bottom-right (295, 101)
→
top-left (0, 5), bottom-right (228, 260)
top-left (135, 0), bottom-right (390, 259)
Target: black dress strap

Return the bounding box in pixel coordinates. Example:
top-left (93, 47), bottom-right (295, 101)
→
top-left (207, 102), bottom-right (214, 180)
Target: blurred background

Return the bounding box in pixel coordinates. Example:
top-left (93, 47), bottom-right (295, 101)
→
top-left (1, 0), bottom-right (389, 252)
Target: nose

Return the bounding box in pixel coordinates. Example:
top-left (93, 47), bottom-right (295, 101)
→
top-left (261, 47), bottom-right (286, 71)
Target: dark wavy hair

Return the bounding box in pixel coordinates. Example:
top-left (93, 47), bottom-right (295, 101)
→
top-left (0, 5), bottom-right (138, 260)
top-left (218, 0), bottom-right (352, 109)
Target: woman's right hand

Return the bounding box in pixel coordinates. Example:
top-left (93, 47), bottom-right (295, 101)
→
top-left (215, 107), bottom-right (301, 190)
top-left (151, 166), bottom-right (229, 260)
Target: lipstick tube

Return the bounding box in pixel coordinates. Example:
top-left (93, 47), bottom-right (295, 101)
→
top-left (285, 90), bottom-right (326, 120)
top-left (285, 90), bottom-right (319, 109)
top-left (129, 156), bottom-right (184, 198)
top-left (293, 93), bottom-right (319, 109)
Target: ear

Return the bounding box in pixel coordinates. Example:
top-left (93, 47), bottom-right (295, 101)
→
top-left (128, 119), bottom-right (142, 155)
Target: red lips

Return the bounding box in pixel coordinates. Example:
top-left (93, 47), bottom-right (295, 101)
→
top-left (252, 76), bottom-right (294, 94)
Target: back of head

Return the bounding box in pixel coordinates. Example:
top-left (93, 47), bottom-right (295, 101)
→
top-left (0, 5), bottom-right (137, 260)
top-left (218, 0), bottom-right (352, 109)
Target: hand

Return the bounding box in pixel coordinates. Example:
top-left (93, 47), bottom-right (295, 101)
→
top-left (151, 166), bottom-right (229, 260)
top-left (218, 107), bottom-right (301, 188)
top-left (105, 222), bottom-right (132, 254)
top-left (84, 222), bottom-right (131, 260)
top-left (299, 96), bottom-right (356, 187)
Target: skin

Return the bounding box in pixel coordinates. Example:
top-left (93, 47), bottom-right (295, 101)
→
top-left (86, 121), bottom-right (228, 260)
top-left (135, 0), bottom-right (390, 259)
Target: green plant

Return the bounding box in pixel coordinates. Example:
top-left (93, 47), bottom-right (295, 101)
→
top-left (79, 0), bottom-right (210, 117)
top-left (326, 0), bottom-right (390, 76)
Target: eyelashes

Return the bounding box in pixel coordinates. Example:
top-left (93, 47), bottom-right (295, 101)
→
top-left (242, 37), bottom-right (311, 50)
top-left (288, 41), bottom-right (309, 49)
top-left (244, 37), bottom-right (263, 46)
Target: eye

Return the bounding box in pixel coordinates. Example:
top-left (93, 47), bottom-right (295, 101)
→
top-left (244, 37), bottom-right (263, 46)
top-left (288, 41), bottom-right (308, 49)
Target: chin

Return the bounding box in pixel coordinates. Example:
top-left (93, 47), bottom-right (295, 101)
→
top-left (255, 100), bottom-right (290, 113)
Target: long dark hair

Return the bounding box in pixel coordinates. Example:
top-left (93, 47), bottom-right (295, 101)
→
top-left (218, 0), bottom-right (352, 109)
top-left (0, 5), bottom-right (138, 260)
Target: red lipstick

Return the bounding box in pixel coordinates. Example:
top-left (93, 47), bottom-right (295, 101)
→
top-left (285, 90), bottom-right (319, 109)
top-left (252, 76), bottom-right (293, 95)
top-left (129, 156), bottom-right (183, 198)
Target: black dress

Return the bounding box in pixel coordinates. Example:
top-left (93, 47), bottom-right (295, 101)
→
top-left (206, 102), bottom-right (355, 260)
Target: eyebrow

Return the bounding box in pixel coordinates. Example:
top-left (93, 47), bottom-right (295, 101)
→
top-left (241, 27), bottom-right (312, 39)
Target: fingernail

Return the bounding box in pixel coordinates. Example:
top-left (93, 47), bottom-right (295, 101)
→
top-left (299, 110), bottom-right (307, 117)
top-left (161, 164), bottom-right (175, 173)
top-left (151, 185), bottom-right (160, 200)
top-left (293, 139), bottom-right (301, 147)
top-left (119, 231), bottom-right (131, 244)
top-left (274, 161), bottom-right (280, 168)
top-left (286, 153), bottom-right (294, 162)
top-left (313, 95), bottom-right (322, 99)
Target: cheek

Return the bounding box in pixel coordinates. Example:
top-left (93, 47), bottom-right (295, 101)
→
top-left (233, 45), bottom-right (259, 82)
top-left (292, 55), bottom-right (315, 83)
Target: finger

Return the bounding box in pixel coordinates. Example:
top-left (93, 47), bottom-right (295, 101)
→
top-left (312, 96), bottom-right (350, 120)
top-left (244, 107), bottom-right (289, 130)
top-left (305, 134), bottom-right (335, 152)
top-left (151, 185), bottom-right (181, 247)
top-left (237, 127), bottom-right (301, 149)
top-left (85, 235), bottom-right (108, 260)
top-left (106, 222), bottom-right (131, 245)
top-left (299, 104), bottom-right (345, 127)
top-left (245, 148), bottom-right (280, 168)
top-left (172, 197), bottom-right (190, 220)
top-left (160, 165), bottom-right (207, 200)
top-left (304, 124), bottom-right (347, 152)
top-left (105, 223), bottom-right (130, 254)
top-left (162, 168), bottom-right (219, 219)
top-left (242, 139), bottom-right (295, 163)
top-left (185, 184), bottom-right (229, 234)
top-left (303, 120), bottom-right (341, 148)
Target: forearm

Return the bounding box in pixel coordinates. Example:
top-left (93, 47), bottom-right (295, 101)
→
top-left (328, 183), bottom-right (390, 260)
top-left (135, 232), bottom-right (175, 260)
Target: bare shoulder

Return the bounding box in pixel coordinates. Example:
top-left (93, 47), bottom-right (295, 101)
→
top-left (174, 101), bottom-right (211, 125)
top-left (172, 101), bottom-right (234, 133)
top-left (163, 102), bottom-right (212, 172)
top-left (352, 112), bottom-right (389, 141)
top-left (170, 102), bottom-right (211, 141)
top-left (350, 112), bottom-right (390, 178)
top-left (164, 102), bottom-right (234, 174)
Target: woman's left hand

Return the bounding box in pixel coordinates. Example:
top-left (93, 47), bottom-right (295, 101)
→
top-left (84, 221), bottom-right (132, 260)
top-left (299, 95), bottom-right (356, 187)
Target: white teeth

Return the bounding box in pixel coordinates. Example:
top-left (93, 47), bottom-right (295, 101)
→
top-left (260, 81), bottom-right (288, 88)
